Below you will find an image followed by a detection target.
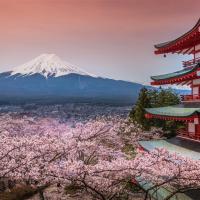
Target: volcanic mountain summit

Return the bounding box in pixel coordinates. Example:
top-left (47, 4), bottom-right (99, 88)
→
top-left (10, 54), bottom-right (95, 78)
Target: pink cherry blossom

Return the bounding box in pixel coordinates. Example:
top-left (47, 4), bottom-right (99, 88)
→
top-left (0, 114), bottom-right (198, 199)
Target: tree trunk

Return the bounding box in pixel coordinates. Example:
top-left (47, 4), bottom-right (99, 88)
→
top-left (144, 191), bottom-right (148, 200)
top-left (39, 190), bottom-right (45, 200)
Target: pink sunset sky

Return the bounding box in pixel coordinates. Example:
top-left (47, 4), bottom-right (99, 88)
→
top-left (0, 0), bottom-right (199, 84)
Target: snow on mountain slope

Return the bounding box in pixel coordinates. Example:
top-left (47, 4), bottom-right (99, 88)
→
top-left (10, 54), bottom-right (95, 78)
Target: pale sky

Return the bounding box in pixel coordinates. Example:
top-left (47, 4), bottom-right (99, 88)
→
top-left (0, 0), bottom-right (199, 84)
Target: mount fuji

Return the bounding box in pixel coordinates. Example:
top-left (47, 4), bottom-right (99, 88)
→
top-left (10, 54), bottom-right (96, 78)
top-left (0, 54), bottom-right (148, 105)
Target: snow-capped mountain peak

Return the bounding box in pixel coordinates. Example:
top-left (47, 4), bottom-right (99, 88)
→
top-left (10, 54), bottom-right (95, 78)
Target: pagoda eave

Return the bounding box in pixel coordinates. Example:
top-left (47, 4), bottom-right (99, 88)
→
top-left (151, 79), bottom-right (193, 86)
top-left (154, 18), bottom-right (200, 55)
top-left (151, 77), bottom-right (194, 86)
top-left (145, 113), bottom-right (196, 122)
top-left (145, 106), bottom-right (200, 122)
top-left (154, 37), bottom-right (200, 55)
top-left (150, 64), bottom-right (200, 85)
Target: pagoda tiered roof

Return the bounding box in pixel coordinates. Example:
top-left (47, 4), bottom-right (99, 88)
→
top-left (142, 18), bottom-right (200, 200)
top-left (151, 63), bottom-right (200, 85)
top-left (145, 105), bottom-right (200, 121)
top-left (154, 18), bottom-right (200, 55)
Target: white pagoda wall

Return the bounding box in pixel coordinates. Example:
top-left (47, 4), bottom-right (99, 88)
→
top-left (192, 79), bottom-right (200, 97)
top-left (188, 118), bottom-right (200, 137)
top-left (193, 79), bottom-right (200, 85)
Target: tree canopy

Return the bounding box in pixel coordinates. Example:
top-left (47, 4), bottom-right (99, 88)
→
top-left (130, 87), bottom-right (182, 134)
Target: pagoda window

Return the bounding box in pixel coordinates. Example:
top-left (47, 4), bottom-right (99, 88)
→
top-left (193, 79), bottom-right (200, 85)
top-left (188, 122), bottom-right (195, 133)
top-left (194, 117), bottom-right (199, 125)
top-left (192, 86), bottom-right (199, 96)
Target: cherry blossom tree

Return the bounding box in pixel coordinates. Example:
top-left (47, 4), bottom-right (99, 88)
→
top-left (0, 116), bottom-right (140, 199)
top-left (1, 115), bottom-right (199, 200)
top-left (134, 148), bottom-right (200, 200)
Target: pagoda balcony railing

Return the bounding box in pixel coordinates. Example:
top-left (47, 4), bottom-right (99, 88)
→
top-left (183, 57), bottom-right (200, 68)
top-left (177, 129), bottom-right (200, 141)
top-left (177, 129), bottom-right (188, 136)
top-left (181, 94), bottom-right (200, 101)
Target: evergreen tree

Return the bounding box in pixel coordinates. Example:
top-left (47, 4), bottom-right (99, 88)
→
top-left (132, 87), bottom-right (151, 130)
top-left (130, 87), bottom-right (183, 135)
top-left (147, 89), bottom-right (158, 107)
top-left (156, 88), bottom-right (180, 107)
top-left (155, 88), bottom-right (181, 134)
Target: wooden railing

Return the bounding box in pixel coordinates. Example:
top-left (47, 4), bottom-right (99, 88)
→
top-left (177, 131), bottom-right (200, 141)
top-left (177, 129), bottom-right (188, 136)
top-left (182, 57), bottom-right (200, 68)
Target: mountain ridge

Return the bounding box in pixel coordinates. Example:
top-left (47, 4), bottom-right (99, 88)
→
top-left (0, 54), bottom-right (190, 105)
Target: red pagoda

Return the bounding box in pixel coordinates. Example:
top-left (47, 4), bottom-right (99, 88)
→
top-left (145, 18), bottom-right (200, 140)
